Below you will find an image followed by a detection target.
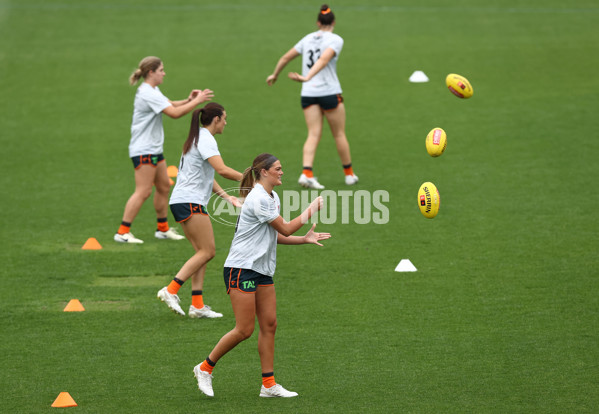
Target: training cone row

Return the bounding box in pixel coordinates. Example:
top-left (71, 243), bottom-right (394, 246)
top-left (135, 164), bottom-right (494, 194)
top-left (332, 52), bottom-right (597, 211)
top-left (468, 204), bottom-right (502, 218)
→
top-left (52, 392), bottom-right (77, 408)
top-left (57, 303), bottom-right (84, 406)
top-left (57, 241), bottom-right (94, 407)
top-left (81, 237), bottom-right (102, 250)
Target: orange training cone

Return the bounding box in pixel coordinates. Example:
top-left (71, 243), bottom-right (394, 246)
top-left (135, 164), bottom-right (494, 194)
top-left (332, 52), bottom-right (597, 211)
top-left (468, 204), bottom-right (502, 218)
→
top-left (51, 392), bottom-right (77, 407)
top-left (82, 237), bottom-right (102, 250)
top-left (167, 165), bottom-right (178, 178)
top-left (64, 299), bottom-right (85, 312)
top-left (169, 178), bottom-right (175, 186)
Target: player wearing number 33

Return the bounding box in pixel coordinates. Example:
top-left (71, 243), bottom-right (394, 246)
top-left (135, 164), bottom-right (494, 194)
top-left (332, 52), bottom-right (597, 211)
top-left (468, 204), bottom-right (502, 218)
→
top-left (266, 4), bottom-right (358, 190)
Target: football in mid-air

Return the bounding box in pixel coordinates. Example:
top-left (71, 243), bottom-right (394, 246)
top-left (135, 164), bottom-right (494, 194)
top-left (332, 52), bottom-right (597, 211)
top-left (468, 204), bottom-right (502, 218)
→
top-left (425, 127), bottom-right (447, 157)
top-left (418, 182), bottom-right (440, 219)
top-left (446, 73), bottom-right (473, 99)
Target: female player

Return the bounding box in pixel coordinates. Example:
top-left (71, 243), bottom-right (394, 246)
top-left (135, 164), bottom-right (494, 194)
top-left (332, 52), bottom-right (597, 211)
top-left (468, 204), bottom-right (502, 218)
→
top-left (114, 56), bottom-right (214, 244)
top-left (157, 103), bottom-right (243, 318)
top-left (192, 153), bottom-right (331, 398)
top-left (266, 4), bottom-right (358, 190)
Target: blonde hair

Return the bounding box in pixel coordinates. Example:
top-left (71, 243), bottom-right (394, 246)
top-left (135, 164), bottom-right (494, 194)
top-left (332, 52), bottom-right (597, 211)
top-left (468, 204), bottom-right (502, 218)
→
top-left (129, 56), bottom-right (162, 85)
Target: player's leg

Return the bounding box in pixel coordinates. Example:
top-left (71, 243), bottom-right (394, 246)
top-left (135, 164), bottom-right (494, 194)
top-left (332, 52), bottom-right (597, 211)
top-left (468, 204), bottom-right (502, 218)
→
top-left (211, 289), bottom-right (256, 360)
top-left (302, 104), bottom-right (324, 168)
top-left (172, 213), bottom-right (215, 283)
top-left (153, 160), bottom-right (183, 239)
top-left (188, 263), bottom-right (223, 318)
top-left (299, 104), bottom-right (326, 189)
top-left (115, 163), bottom-right (156, 243)
top-left (153, 160), bottom-right (170, 219)
top-left (324, 102), bottom-right (358, 185)
top-left (256, 284), bottom-right (277, 375)
top-left (157, 213), bottom-right (215, 315)
top-left (255, 283), bottom-right (297, 398)
top-left (194, 288), bottom-right (256, 397)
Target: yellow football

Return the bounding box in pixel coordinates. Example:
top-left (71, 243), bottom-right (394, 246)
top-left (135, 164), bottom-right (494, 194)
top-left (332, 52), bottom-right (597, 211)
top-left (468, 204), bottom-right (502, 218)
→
top-left (446, 73), bottom-right (473, 99)
top-left (425, 127), bottom-right (447, 157)
top-left (418, 182), bottom-right (441, 219)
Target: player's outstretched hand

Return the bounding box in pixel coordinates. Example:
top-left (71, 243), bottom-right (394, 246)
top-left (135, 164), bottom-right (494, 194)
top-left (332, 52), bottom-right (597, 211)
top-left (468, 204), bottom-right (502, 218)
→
top-left (190, 89), bottom-right (214, 104)
top-left (266, 74), bottom-right (277, 86)
top-left (288, 72), bottom-right (307, 83)
top-left (304, 223), bottom-right (331, 247)
top-left (197, 89), bottom-right (214, 103)
top-left (300, 196), bottom-right (323, 223)
top-left (228, 196), bottom-right (242, 208)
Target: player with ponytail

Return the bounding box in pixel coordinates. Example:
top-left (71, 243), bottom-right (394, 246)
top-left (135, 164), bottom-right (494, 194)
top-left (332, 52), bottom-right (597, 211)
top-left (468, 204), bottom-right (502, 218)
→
top-left (115, 56), bottom-right (214, 244)
top-left (157, 102), bottom-right (243, 319)
top-left (192, 153), bottom-right (331, 398)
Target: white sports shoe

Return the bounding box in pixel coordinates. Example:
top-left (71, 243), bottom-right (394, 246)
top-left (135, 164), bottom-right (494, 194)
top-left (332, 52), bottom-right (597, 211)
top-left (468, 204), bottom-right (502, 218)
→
top-left (157, 287), bottom-right (185, 316)
top-left (259, 384), bottom-right (298, 398)
top-left (298, 174), bottom-right (325, 190)
top-left (189, 305), bottom-right (223, 319)
top-left (114, 232), bottom-right (144, 244)
top-left (155, 228), bottom-right (185, 240)
top-left (193, 364), bottom-right (214, 397)
top-left (345, 174), bottom-right (359, 185)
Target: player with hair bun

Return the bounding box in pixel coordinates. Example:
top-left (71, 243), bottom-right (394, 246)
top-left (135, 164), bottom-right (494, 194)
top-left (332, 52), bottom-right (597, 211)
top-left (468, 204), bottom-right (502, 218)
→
top-left (267, 4), bottom-right (358, 189)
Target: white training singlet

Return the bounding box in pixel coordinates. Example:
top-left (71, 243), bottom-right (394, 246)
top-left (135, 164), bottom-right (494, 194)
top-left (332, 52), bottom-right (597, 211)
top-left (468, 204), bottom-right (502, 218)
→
top-left (293, 30), bottom-right (344, 97)
top-left (169, 128), bottom-right (220, 206)
top-left (224, 183), bottom-right (281, 277)
top-left (128, 82), bottom-right (172, 157)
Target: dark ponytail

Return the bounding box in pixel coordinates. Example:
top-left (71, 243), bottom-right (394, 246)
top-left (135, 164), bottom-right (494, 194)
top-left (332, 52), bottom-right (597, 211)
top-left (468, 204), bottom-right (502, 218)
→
top-left (182, 102), bottom-right (225, 154)
top-left (239, 153), bottom-right (279, 198)
top-left (317, 4), bottom-right (335, 26)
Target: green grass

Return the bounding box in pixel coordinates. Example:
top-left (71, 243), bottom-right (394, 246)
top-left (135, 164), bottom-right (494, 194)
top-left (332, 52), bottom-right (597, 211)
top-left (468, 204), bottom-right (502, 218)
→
top-left (1, 0), bottom-right (598, 412)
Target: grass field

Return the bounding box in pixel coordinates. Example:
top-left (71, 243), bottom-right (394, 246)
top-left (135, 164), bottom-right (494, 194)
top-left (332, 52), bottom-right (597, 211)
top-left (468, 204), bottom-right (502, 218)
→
top-left (1, 0), bottom-right (598, 412)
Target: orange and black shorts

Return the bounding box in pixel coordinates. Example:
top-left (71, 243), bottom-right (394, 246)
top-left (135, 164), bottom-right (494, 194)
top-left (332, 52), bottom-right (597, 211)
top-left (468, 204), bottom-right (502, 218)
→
top-left (131, 153), bottom-right (165, 169)
top-left (170, 203), bottom-right (208, 223)
top-left (223, 267), bottom-right (274, 294)
top-left (301, 94), bottom-right (343, 110)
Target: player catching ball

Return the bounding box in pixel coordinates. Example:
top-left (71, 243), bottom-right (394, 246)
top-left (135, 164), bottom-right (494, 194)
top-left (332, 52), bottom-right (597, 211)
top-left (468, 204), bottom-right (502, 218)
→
top-left (115, 56), bottom-right (214, 244)
top-left (266, 4), bottom-right (358, 189)
top-left (193, 153), bottom-right (330, 398)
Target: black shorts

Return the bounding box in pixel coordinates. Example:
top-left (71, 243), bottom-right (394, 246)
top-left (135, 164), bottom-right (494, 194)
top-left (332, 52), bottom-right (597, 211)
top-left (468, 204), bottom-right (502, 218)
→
top-left (170, 203), bottom-right (208, 223)
top-left (131, 153), bottom-right (165, 169)
top-left (301, 94), bottom-right (344, 110)
top-left (224, 267), bottom-right (274, 294)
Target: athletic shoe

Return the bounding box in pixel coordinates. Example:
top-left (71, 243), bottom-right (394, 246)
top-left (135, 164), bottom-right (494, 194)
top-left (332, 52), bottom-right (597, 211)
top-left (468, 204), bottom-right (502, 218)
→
top-left (155, 228), bottom-right (185, 240)
top-left (259, 384), bottom-right (298, 398)
top-left (189, 305), bottom-right (223, 319)
top-left (114, 232), bottom-right (144, 244)
top-left (298, 174), bottom-right (325, 190)
top-left (157, 287), bottom-right (185, 316)
top-left (345, 174), bottom-right (359, 185)
top-left (193, 364), bottom-right (214, 397)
